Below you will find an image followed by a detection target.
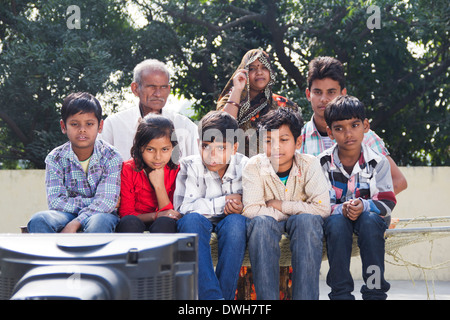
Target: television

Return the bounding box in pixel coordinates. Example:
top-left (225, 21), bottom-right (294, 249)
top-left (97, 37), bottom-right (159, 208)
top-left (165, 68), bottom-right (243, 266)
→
top-left (0, 233), bottom-right (197, 300)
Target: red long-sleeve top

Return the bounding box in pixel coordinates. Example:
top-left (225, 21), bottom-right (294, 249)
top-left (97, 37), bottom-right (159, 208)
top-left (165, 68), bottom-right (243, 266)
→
top-left (118, 159), bottom-right (180, 218)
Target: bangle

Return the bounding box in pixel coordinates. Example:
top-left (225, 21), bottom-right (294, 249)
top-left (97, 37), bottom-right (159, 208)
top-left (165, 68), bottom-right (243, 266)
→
top-left (226, 100), bottom-right (240, 108)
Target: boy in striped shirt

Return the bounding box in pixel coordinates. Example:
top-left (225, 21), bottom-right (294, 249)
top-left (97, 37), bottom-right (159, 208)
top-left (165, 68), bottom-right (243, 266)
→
top-left (300, 56), bottom-right (407, 195)
top-left (318, 95), bottom-right (396, 300)
top-left (174, 111), bottom-right (248, 300)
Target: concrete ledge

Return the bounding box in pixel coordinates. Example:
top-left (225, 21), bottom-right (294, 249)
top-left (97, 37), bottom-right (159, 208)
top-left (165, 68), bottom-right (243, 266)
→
top-left (0, 170), bottom-right (47, 234)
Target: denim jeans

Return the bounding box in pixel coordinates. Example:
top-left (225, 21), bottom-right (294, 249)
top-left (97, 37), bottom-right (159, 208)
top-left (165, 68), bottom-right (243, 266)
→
top-left (323, 212), bottom-right (390, 300)
top-left (27, 210), bottom-right (119, 233)
top-left (247, 214), bottom-right (324, 300)
top-left (116, 215), bottom-right (177, 233)
top-left (177, 212), bottom-right (247, 300)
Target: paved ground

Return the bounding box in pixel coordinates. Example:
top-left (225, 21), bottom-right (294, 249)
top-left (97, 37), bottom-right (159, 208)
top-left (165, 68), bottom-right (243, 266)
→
top-left (319, 280), bottom-right (450, 300)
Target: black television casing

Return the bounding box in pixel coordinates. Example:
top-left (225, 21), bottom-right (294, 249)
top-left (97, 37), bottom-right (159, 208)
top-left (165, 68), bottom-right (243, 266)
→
top-left (0, 233), bottom-right (198, 300)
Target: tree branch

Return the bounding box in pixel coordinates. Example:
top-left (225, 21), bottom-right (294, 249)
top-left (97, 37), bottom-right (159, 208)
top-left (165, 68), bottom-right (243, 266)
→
top-left (0, 110), bottom-right (31, 144)
top-left (371, 58), bottom-right (450, 128)
top-left (157, 1), bottom-right (262, 33)
top-left (262, 1), bottom-right (306, 90)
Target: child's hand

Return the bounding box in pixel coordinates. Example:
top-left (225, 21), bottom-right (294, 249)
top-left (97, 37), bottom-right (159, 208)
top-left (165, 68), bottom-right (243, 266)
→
top-left (266, 199), bottom-right (283, 212)
top-left (226, 193), bottom-right (242, 202)
top-left (225, 194), bottom-right (243, 215)
top-left (148, 168), bottom-right (165, 188)
top-left (225, 199), bottom-right (243, 215)
top-left (60, 220), bottom-right (81, 233)
top-left (158, 209), bottom-right (181, 220)
top-left (344, 199), bottom-right (363, 221)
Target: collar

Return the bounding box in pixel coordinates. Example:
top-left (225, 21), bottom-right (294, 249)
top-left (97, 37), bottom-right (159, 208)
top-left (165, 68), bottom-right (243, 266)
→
top-left (63, 141), bottom-right (100, 167)
top-left (259, 153), bottom-right (300, 179)
top-left (201, 154), bottom-right (239, 181)
top-left (133, 106), bottom-right (173, 130)
top-left (135, 105), bottom-right (171, 120)
top-left (329, 143), bottom-right (382, 177)
top-left (304, 115), bottom-right (321, 138)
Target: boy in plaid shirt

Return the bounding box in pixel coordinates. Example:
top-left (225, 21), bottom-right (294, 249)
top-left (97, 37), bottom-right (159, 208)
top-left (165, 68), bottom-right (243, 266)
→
top-left (27, 92), bottom-right (122, 233)
top-left (318, 95), bottom-right (396, 300)
top-left (300, 56), bottom-right (407, 195)
top-left (174, 111), bottom-right (248, 300)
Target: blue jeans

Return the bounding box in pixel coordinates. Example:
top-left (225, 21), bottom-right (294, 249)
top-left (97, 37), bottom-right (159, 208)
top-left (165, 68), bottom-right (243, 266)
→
top-left (323, 212), bottom-right (390, 300)
top-left (116, 215), bottom-right (177, 233)
top-left (27, 210), bottom-right (119, 233)
top-left (177, 212), bottom-right (247, 300)
top-left (247, 214), bottom-right (324, 300)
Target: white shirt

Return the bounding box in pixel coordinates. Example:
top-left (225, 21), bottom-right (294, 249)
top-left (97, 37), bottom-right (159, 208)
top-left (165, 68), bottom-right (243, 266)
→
top-left (100, 106), bottom-right (200, 161)
top-left (173, 153), bottom-right (249, 221)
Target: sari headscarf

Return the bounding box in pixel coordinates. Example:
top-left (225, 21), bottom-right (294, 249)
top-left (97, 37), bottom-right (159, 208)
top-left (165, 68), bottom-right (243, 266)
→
top-left (217, 49), bottom-right (276, 128)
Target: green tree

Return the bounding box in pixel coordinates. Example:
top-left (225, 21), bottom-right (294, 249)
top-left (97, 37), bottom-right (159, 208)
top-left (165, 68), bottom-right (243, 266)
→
top-left (0, 0), bottom-right (138, 168)
top-left (1, 0), bottom-right (448, 167)
top-left (139, 0), bottom-right (449, 165)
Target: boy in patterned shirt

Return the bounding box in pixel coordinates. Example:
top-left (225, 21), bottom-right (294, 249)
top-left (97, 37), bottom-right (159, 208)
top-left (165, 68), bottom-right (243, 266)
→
top-left (27, 92), bottom-right (122, 233)
top-left (318, 95), bottom-right (396, 300)
top-left (174, 111), bottom-right (248, 300)
top-left (300, 56), bottom-right (407, 195)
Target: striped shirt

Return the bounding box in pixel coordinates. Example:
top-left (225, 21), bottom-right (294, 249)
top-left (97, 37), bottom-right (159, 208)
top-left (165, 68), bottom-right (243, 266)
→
top-left (45, 140), bottom-right (123, 223)
top-left (318, 143), bottom-right (396, 218)
top-left (173, 153), bottom-right (248, 221)
top-left (299, 116), bottom-right (389, 157)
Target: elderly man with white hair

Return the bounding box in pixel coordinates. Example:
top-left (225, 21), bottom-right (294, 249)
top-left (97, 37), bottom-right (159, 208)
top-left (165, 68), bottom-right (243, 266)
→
top-left (100, 59), bottom-right (199, 161)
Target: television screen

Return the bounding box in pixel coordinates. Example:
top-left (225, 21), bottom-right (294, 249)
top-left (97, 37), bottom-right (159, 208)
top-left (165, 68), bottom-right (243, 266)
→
top-left (0, 233), bottom-right (197, 300)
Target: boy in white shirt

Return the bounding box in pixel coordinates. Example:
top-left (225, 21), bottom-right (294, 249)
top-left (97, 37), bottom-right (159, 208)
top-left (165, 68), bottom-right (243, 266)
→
top-left (174, 111), bottom-right (248, 300)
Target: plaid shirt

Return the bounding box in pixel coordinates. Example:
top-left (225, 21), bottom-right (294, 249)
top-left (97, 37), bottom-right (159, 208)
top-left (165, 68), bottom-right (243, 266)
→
top-left (45, 140), bottom-right (123, 223)
top-left (299, 116), bottom-right (389, 157)
top-left (174, 153), bottom-right (248, 221)
top-left (318, 143), bottom-right (396, 217)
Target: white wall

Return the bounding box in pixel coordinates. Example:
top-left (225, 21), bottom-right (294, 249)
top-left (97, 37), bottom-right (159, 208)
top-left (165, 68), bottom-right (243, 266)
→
top-left (0, 170), bottom-right (47, 233)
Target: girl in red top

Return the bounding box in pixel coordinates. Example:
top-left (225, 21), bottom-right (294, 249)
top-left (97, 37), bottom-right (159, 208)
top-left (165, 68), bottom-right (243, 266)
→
top-left (116, 114), bottom-right (181, 233)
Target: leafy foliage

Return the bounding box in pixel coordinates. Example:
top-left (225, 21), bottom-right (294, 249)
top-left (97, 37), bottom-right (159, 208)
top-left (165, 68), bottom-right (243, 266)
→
top-left (141, 0), bottom-right (449, 165)
top-left (0, 0), bottom-right (448, 167)
top-left (0, 0), bottom-right (137, 168)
